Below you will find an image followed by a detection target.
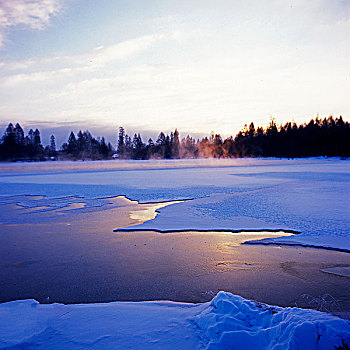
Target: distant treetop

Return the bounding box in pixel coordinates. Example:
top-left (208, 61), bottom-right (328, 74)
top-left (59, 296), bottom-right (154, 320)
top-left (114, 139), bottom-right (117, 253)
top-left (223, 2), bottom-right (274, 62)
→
top-left (0, 116), bottom-right (349, 161)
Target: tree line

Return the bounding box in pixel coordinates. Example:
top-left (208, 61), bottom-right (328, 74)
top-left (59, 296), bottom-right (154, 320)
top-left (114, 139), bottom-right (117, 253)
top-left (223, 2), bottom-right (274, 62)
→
top-left (112, 116), bottom-right (350, 159)
top-left (0, 124), bottom-right (114, 161)
top-left (226, 116), bottom-right (349, 158)
top-left (0, 116), bottom-right (349, 161)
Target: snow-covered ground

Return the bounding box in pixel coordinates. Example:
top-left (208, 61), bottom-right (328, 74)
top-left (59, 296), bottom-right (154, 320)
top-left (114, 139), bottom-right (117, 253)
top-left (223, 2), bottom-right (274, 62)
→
top-left (0, 158), bottom-right (349, 349)
top-left (0, 158), bottom-right (349, 251)
top-left (1, 291), bottom-right (349, 349)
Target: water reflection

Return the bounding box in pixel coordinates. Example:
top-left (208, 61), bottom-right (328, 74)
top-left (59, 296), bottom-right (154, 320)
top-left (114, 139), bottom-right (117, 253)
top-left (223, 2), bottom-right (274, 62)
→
top-left (129, 200), bottom-right (183, 223)
top-left (0, 195), bottom-right (349, 314)
top-left (206, 231), bottom-right (294, 246)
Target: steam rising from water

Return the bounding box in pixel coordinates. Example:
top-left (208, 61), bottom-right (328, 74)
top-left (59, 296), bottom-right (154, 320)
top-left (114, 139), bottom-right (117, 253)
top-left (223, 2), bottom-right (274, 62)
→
top-left (0, 158), bottom-right (323, 176)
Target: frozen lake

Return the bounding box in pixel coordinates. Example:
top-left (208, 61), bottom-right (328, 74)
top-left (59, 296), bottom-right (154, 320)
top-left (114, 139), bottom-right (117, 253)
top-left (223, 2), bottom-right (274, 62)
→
top-left (0, 158), bottom-right (349, 250)
top-left (0, 196), bottom-right (349, 311)
top-left (0, 158), bottom-right (349, 311)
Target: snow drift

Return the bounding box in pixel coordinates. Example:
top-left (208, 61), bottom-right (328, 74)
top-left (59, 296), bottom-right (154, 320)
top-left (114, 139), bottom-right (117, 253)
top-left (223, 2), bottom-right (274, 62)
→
top-left (194, 292), bottom-right (350, 350)
top-left (0, 292), bottom-right (349, 350)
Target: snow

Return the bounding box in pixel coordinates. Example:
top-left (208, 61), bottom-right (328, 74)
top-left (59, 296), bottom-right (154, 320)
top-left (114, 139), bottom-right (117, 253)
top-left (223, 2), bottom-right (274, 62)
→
top-left (321, 266), bottom-right (350, 278)
top-left (0, 158), bottom-right (349, 348)
top-left (0, 292), bottom-right (349, 349)
top-left (197, 292), bottom-right (350, 350)
top-left (0, 158), bottom-right (349, 251)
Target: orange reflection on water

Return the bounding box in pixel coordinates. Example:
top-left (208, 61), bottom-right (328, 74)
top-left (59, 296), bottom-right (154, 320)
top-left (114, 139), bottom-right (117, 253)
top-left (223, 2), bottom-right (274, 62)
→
top-left (214, 231), bottom-right (294, 247)
top-left (129, 200), bottom-right (183, 223)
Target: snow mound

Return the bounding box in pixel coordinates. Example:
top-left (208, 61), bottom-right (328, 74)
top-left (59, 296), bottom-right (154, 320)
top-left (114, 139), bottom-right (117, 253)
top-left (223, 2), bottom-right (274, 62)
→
top-left (193, 292), bottom-right (350, 350)
top-left (1, 293), bottom-right (349, 349)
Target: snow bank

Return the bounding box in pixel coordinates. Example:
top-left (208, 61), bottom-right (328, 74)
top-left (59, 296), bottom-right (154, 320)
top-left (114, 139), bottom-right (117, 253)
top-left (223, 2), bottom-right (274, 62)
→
top-left (194, 292), bottom-right (350, 350)
top-left (0, 292), bottom-right (349, 350)
top-left (0, 299), bottom-right (203, 350)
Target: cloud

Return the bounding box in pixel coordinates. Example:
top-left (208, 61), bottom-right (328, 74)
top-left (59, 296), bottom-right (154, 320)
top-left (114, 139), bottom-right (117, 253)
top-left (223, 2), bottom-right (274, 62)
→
top-left (0, 0), bottom-right (64, 47)
top-left (0, 1), bottom-right (348, 137)
top-left (1, 67), bottom-right (89, 86)
top-left (87, 34), bottom-right (165, 68)
top-left (0, 33), bottom-right (165, 86)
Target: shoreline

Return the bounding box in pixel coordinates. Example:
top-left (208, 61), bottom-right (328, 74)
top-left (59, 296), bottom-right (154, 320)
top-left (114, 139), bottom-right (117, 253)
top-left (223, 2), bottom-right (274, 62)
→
top-left (2, 291), bottom-right (349, 349)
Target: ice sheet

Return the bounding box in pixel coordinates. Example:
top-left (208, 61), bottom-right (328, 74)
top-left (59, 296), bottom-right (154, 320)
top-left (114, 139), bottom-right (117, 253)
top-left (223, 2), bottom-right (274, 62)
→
top-left (0, 158), bottom-right (349, 250)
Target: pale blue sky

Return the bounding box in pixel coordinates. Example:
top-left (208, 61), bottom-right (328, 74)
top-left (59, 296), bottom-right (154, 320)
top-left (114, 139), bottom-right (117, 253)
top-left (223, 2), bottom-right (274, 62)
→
top-left (0, 0), bottom-right (349, 145)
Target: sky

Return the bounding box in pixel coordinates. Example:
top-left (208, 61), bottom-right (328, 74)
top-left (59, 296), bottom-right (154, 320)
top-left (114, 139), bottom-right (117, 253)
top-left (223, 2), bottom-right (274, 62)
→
top-left (0, 0), bottom-right (349, 146)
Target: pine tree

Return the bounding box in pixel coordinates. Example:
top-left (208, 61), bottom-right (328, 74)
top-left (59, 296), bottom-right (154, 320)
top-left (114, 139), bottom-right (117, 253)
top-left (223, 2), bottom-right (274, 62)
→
top-left (117, 127), bottom-right (125, 158)
top-left (14, 123), bottom-right (24, 158)
top-left (66, 132), bottom-right (78, 157)
top-left (49, 135), bottom-right (56, 157)
top-left (171, 129), bottom-right (180, 158)
top-left (1, 123), bottom-right (15, 159)
top-left (99, 137), bottom-right (109, 158)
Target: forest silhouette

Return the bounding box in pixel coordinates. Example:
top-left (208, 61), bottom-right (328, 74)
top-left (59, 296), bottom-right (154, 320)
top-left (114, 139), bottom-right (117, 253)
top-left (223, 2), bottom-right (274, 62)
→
top-left (0, 116), bottom-right (349, 161)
